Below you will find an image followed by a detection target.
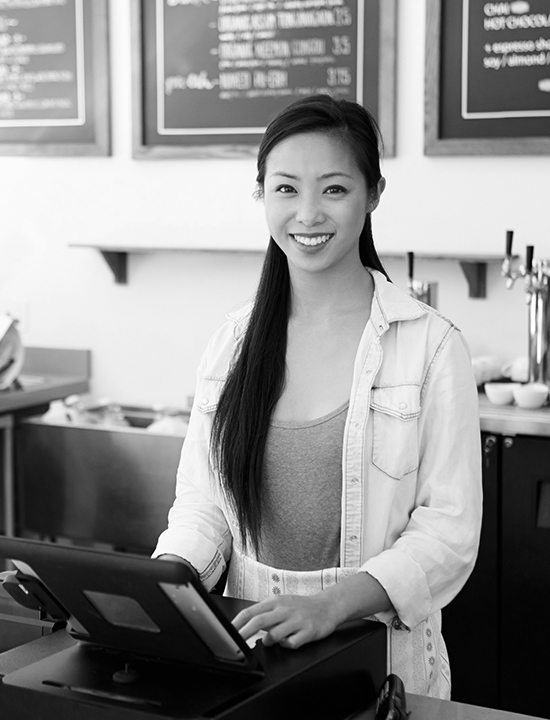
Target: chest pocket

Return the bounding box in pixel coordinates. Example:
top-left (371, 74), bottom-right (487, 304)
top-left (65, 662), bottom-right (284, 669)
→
top-left (371, 384), bottom-right (421, 480)
top-left (196, 377), bottom-right (225, 415)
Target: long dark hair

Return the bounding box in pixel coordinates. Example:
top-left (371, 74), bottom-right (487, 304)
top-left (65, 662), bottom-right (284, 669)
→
top-left (212, 95), bottom-right (389, 554)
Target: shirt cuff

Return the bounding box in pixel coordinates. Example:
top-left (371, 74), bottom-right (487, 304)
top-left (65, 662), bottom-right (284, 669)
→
top-left (152, 529), bottom-right (227, 592)
top-left (360, 548), bottom-right (432, 630)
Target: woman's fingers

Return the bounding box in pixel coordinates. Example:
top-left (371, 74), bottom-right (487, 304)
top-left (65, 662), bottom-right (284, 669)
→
top-left (233, 602), bottom-right (289, 639)
top-left (232, 595), bottom-right (335, 649)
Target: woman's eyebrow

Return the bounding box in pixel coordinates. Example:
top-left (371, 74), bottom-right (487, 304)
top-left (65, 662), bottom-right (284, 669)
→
top-left (268, 171), bottom-right (354, 180)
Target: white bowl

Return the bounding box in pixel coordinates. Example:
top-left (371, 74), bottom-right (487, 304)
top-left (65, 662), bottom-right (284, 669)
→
top-left (512, 383), bottom-right (549, 409)
top-left (484, 382), bottom-right (518, 405)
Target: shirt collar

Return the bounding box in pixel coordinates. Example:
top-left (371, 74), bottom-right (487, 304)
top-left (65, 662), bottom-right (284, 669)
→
top-left (227, 268), bottom-right (428, 338)
top-left (369, 269), bottom-right (427, 334)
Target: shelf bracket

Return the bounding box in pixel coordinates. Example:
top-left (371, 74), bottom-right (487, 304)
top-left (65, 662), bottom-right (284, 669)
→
top-left (459, 261), bottom-right (487, 298)
top-left (99, 251), bottom-right (128, 284)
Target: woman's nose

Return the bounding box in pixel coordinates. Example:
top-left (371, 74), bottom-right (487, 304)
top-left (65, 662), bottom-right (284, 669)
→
top-left (295, 195), bottom-right (324, 226)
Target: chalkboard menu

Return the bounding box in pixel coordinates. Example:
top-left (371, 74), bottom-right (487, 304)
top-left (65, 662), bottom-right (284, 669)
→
top-left (425, 0), bottom-right (550, 155)
top-left (132, 0), bottom-right (396, 158)
top-left (0, 0), bottom-right (110, 156)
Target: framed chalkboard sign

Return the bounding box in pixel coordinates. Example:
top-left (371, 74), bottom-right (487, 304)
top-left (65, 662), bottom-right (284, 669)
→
top-left (426, 0), bottom-right (550, 155)
top-left (0, 0), bottom-right (110, 156)
top-left (132, 0), bottom-right (396, 159)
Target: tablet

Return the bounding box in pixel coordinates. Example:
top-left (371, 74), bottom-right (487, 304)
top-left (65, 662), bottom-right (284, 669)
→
top-left (0, 537), bottom-right (262, 677)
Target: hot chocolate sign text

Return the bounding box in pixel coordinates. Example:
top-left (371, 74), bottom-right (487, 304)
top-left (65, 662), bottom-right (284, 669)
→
top-left (463, 0), bottom-right (550, 118)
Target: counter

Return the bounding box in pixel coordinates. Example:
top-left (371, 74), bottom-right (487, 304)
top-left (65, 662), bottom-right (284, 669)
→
top-left (0, 347), bottom-right (90, 415)
top-left (478, 392), bottom-right (550, 438)
top-left (0, 348), bottom-right (90, 537)
top-left (0, 629), bottom-right (545, 720)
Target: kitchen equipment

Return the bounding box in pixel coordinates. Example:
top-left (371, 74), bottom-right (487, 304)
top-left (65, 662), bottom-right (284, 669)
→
top-left (406, 252), bottom-right (437, 308)
top-left (0, 315), bottom-right (24, 391)
top-left (502, 231), bottom-right (550, 386)
top-left (15, 406), bottom-right (188, 553)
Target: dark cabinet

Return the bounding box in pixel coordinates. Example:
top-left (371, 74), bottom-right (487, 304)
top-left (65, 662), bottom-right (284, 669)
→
top-left (500, 435), bottom-right (550, 719)
top-left (443, 432), bottom-right (500, 709)
top-left (444, 432), bottom-right (550, 719)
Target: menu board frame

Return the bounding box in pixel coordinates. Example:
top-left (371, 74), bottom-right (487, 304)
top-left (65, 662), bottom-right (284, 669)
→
top-left (425, 0), bottom-right (550, 156)
top-left (131, 0), bottom-right (397, 159)
top-left (0, 0), bottom-right (110, 157)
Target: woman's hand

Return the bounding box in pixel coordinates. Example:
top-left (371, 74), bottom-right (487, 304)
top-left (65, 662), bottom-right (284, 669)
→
top-left (232, 592), bottom-right (339, 649)
top-left (232, 572), bottom-right (392, 650)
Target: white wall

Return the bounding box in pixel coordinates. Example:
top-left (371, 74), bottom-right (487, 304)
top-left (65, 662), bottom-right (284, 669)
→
top-left (1, 0), bottom-right (545, 407)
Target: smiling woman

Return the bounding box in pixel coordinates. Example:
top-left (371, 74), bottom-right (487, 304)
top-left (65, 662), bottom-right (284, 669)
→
top-left (262, 132), bottom-right (382, 275)
top-left (154, 94), bottom-right (482, 701)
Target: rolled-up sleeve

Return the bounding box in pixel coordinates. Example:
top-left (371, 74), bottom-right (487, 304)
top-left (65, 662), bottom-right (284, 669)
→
top-left (362, 329), bottom-right (482, 630)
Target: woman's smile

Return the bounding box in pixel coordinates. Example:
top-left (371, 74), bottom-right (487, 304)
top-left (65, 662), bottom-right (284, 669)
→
top-left (290, 232), bottom-right (334, 248)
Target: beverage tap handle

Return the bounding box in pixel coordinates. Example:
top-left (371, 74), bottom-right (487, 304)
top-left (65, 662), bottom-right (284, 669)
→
top-left (407, 252), bottom-right (414, 282)
top-left (526, 245), bottom-right (534, 273)
top-left (505, 230), bottom-right (514, 257)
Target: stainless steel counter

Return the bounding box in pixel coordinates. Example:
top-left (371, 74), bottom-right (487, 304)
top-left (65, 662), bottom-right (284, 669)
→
top-left (1, 348), bottom-right (90, 539)
top-left (478, 392), bottom-right (550, 438)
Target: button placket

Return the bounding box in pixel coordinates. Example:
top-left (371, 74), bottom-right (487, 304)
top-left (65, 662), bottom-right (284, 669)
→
top-left (342, 341), bottom-right (380, 567)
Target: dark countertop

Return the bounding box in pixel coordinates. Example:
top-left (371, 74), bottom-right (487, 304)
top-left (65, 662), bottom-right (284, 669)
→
top-left (478, 392), bottom-right (550, 438)
top-left (0, 629), bottom-right (545, 720)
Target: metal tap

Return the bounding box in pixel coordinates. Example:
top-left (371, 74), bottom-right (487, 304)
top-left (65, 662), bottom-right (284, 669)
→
top-left (407, 252), bottom-right (437, 307)
top-left (502, 230), bottom-right (550, 385)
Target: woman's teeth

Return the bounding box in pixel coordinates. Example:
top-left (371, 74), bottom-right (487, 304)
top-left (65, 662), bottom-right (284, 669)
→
top-left (292, 234), bottom-right (331, 246)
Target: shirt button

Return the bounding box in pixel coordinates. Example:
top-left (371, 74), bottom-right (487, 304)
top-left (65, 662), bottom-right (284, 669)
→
top-left (201, 398), bottom-right (209, 406)
top-left (354, 422), bottom-right (361, 429)
top-left (351, 477), bottom-right (359, 484)
top-left (350, 535), bottom-right (358, 542)
top-left (399, 402), bottom-right (407, 409)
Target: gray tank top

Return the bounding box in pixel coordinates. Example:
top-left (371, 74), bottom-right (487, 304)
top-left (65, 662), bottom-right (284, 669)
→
top-left (257, 401), bottom-right (349, 571)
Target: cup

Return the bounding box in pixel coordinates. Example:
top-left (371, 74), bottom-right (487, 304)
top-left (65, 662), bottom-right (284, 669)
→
top-left (512, 382), bottom-right (549, 409)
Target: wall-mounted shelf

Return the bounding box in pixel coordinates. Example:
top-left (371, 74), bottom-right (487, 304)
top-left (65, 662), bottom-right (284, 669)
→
top-left (380, 252), bottom-right (507, 299)
top-left (70, 244), bottom-right (506, 297)
top-left (70, 245), bottom-right (259, 285)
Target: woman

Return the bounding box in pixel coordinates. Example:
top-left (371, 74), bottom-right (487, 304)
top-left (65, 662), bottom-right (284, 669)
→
top-left (154, 95), bottom-right (482, 699)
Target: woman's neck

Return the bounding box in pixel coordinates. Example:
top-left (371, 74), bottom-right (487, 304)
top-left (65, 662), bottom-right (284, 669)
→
top-left (289, 264), bottom-right (374, 322)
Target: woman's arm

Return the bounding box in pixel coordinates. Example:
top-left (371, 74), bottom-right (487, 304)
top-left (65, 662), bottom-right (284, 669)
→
top-left (232, 571), bottom-right (392, 648)
top-left (152, 347), bottom-right (233, 591)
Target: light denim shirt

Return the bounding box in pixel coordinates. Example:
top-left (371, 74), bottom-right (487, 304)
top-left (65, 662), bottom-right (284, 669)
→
top-left (154, 270), bottom-right (482, 633)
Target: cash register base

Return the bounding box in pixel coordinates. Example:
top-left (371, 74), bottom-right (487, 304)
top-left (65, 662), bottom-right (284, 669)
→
top-left (0, 607), bottom-right (386, 720)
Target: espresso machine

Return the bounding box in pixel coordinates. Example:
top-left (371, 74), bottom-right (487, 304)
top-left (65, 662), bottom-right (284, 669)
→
top-left (502, 230), bottom-right (550, 386)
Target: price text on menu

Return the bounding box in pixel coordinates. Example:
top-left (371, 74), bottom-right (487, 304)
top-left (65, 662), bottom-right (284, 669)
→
top-left (156, 0), bottom-right (366, 136)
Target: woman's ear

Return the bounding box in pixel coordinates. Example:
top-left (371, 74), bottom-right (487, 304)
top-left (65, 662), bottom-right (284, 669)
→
top-left (367, 177), bottom-right (386, 213)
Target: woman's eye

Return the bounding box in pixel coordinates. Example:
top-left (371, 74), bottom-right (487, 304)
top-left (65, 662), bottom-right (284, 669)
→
top-left (325, 185), bottom-right (347, 195)
top-left (275, 184), bottom-right (296, 194)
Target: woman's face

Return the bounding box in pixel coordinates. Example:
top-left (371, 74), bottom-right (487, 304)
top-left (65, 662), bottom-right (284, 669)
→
top-left (263, 131), bottom-right (382, 276)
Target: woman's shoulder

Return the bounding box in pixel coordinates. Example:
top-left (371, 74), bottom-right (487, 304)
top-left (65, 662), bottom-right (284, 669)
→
top-left (200, 298), bottom-right (254, 380)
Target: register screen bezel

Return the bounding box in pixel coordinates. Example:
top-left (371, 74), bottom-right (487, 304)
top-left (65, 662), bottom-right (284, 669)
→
top-left (0, 537), bottom-right (261, 676)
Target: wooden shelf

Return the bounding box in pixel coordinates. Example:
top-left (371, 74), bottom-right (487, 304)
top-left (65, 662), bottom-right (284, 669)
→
top-left (70, 244), bottom-right (505, 296)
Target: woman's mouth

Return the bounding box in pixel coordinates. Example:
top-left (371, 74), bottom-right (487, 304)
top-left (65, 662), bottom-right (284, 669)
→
top-left (290, 233), bottom-right (333, 247)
